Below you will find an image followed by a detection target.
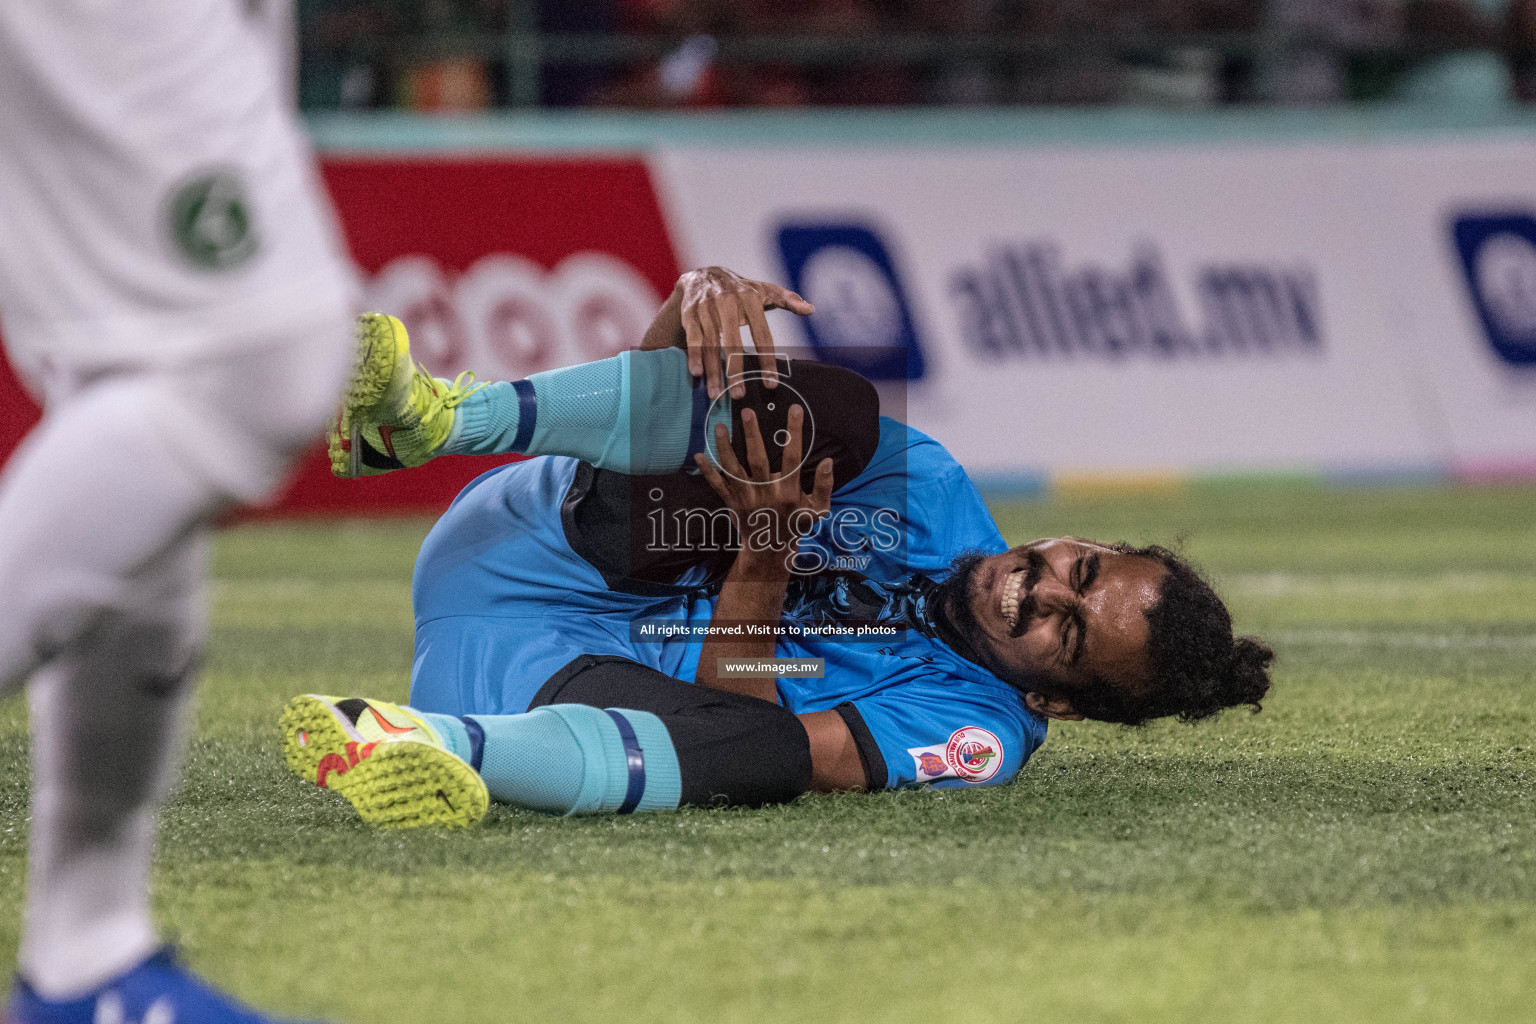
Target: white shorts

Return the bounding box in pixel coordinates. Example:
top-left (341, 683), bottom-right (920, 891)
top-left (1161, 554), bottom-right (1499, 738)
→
top-left (0, 0), bottom-right (357, 369)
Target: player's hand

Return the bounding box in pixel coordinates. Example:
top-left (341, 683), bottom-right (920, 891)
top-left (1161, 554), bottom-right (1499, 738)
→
top-left (695, 404), bottom-right (834, 562)
top-left (676, 266), bottom-right (814, 401)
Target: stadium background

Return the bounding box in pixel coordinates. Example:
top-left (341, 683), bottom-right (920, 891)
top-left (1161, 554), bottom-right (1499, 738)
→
top-left (3, 3), bottom-right (1536, 1023)
top-left (5, 0), bottom-right (1534, 510)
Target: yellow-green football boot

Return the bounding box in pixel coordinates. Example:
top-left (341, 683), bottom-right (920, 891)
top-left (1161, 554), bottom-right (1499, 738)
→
top-left (279, 694), bottom-right (488, 828)
top-left (328, 736), bottom-right (489, 829)
top-left (327, 312), bottom-right (487, 478)
top-left (280, 694), bottom-right (438, 786)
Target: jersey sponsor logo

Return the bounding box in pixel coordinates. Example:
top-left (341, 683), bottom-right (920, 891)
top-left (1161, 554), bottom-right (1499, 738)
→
top-left (908, 726), bottom-right (1004, 784)
top-left (166, 168), bottom-right (260, 271)
top-left (1451, 212), bottom-right (1536, 367)
top-left (776, 222), bottom-right (926, 381)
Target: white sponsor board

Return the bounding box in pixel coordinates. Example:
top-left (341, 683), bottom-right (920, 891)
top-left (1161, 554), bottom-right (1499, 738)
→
top-left (654, 139), bottom-right (1536, 478)
top-left (1371, 140), bottom-right (1536, 473)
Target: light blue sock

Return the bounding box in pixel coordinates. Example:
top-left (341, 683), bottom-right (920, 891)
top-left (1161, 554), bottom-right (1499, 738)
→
top-left (417, 711), bottom-right (474, 762)
top-left (463, 705), bottom-right (682, 816)
top-left (440, 380), bottom-right (526, 457)
top-left (442, 348), bottom-right (708, 475)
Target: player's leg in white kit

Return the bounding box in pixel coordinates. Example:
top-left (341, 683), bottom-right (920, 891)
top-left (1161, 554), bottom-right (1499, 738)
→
top-left (2, 337), bottom-right (349, 1020)
top-left (0, 0), bottom-right (354, 1020)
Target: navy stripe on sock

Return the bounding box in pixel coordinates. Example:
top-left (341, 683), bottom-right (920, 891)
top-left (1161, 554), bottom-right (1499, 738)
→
top-left (461, 716), bottom-right (486, 773)
top-left (603, 709), bottom-right (646, 815)
top-left (510, 378), bottom-right (538, 453)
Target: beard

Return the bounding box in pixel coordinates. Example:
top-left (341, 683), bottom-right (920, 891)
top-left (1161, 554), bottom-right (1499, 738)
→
top-left (933, 550), bottom-right (990, 668)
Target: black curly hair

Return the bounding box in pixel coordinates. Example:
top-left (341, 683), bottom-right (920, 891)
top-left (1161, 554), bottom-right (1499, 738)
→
top-left (1046, 543), bottom-right (1273, 727)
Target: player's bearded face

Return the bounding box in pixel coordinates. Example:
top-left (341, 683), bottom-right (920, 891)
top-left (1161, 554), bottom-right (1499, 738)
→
top-left (934, 552), bottom-right (991, 661)
top-left (939, 539), bottom-right (1166, 706)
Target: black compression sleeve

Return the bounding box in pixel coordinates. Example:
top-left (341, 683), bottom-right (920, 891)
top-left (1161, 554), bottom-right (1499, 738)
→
top-left (531, 655), bottom-right (814, 808)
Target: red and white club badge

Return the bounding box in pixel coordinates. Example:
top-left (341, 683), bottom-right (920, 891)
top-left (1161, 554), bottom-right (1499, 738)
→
top-left (945, 726), bottom-right (1003, 783)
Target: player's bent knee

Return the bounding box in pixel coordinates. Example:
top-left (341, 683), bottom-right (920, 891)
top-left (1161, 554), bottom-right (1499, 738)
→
top-left (729, 357), bottom-right (881, 492)
top-left (694, 698), bottom-right (815, 808)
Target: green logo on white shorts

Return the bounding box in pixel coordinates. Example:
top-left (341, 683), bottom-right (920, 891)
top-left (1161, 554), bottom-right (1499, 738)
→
top-left (167, 169), bottom-right (260, 271)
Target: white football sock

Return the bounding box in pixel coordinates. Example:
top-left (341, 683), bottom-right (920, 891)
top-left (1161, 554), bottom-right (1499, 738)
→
top-left (20, 540), bottom-right (202, 997)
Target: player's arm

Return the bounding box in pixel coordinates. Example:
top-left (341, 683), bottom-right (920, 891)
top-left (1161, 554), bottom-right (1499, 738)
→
top-left (689, 568), bottom-right (868, 791)
top-left (641, 267), bottom-right (814, 400)
top-left (638, 283), bottom-right (687, 353)
top-left (692, 404), bottom-right (832, 698)
top-left (689, 587), bottom-right (864, 790)
top-left (693, 404), bottom-right (869, 792)
top-left (690, 546), bottom-right (793, 702)
top-left (691, 553), bottom-right (865, 789)
top-left (682, 564), bottom-right (865, 797)
top-left (797, 709), bottom-right (868, 791)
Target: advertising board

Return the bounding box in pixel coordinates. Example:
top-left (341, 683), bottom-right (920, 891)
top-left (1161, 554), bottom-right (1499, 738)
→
top-left (273, 157), bottom-right (680, 515)
top-left (657, 139), bottom-right (1536, 483)
top-left (1, 124), bottom-right (1532, 515)
top-left (0, 156), bottom-right (682, 517)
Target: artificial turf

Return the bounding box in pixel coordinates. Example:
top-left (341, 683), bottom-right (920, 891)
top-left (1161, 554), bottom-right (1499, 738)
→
top-left (1, 482), bottom-right (1532, 1022)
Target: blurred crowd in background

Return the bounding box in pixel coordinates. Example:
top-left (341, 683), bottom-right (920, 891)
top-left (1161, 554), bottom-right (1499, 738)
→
top-left (298, 0), bottom-right (1536, 111)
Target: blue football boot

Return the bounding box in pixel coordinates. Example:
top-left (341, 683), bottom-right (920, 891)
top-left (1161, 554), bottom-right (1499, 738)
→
top-left (6, 948), bottom-right (328, 1024)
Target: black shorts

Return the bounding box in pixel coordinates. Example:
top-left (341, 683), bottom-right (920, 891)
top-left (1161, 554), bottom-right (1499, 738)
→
top-left (530, 654), bottom-right (816, 807)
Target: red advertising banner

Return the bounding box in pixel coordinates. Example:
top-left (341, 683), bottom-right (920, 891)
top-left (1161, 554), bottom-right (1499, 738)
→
top-left (0, 356), bottom-right (41, 471)
top-left (0, 156), bottom-right (683, 518)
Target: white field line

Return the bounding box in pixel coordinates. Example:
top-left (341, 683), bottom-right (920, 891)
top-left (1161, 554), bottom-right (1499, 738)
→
top-left (208, 579), bottom-right (1536, 649)
top-left (1228, 572), bottom-right (1529, 600)
top-left (216, 574), bottom-right (1528, 601)
top-left (1272, 629), bottom-right (1536, 650)
top-left (211, 579), bottom-right (405, 597)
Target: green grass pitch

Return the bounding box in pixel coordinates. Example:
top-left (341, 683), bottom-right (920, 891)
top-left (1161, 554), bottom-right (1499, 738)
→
top-left (1, 482), bottom-right (1533, 1022)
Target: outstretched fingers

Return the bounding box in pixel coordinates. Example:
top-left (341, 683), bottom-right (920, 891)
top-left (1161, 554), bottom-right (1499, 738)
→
top-left (739, 408), bottom-right (772, 480)
top-left (708, 421), bottom-right (747, 481)
top-left (809, 458), bottom-right (834, 513)
top-left (696, 297), bottom-right (726, 398)
top-left (763, 283), bottom-right (815, 316)
top-left (780, 404), bottom-right (805, 476)
top-left (743, 301), bottom-right (778, 390)
top-left (712, 291), bottom-right (749, 400)
top-left (694, 450), bottom-right (730, 503)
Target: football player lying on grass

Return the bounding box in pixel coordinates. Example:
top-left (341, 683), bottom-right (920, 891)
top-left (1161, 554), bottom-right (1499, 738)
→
top-left (282, 268), bottom-right (1274, 827)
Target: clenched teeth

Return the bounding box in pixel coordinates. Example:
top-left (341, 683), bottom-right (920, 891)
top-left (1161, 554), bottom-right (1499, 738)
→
top-left (1001, 568), bottom-right (1024, 629)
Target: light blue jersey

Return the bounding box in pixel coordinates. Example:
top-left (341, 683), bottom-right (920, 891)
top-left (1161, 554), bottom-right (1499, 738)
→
top-left (410, 417), bottom-right (1048, 790)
